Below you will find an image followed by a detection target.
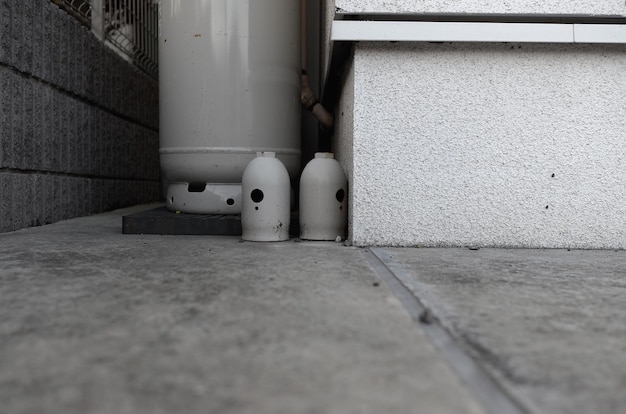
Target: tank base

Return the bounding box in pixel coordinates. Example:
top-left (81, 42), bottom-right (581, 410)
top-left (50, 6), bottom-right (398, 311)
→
top-left (166, 183), bottom-right (242, 214)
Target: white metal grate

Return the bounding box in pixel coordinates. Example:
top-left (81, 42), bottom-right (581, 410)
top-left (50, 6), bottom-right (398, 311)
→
top-left (52, 0), bottom-right (91, 27)
top-left (102, 0), bottom-right (159, 78)
top-left (51, 0), bottom-right (158, 79)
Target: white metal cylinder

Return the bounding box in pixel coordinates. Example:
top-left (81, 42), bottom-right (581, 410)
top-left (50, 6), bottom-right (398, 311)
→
top-left (299, 153), bottom-right (348, 240)
top-left (158, 0), bottom-right (301, 213)
top-left (166, 183), bottom-right (241, 214)
top-left (241, 152), bottom-right (290, 241)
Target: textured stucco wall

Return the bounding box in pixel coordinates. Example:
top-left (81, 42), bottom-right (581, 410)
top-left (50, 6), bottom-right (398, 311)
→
top-left (336, 0), bottom-right (626, 15)
top-left (332, 58), bottom-right (354, 241)
top-left (0, 0), bottom-right (160, 233)
top-left (348, 42), bottom-right (626, 248)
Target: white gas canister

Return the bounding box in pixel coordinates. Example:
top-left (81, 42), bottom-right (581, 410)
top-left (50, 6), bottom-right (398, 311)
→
top-left (299, 153), bottom-right (348, 240)
top-left (241, 152), bottom-right (291, 241)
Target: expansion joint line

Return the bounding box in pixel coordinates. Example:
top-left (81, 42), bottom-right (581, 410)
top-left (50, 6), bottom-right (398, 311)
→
top-left (361, 247), bottom-right (529, 414)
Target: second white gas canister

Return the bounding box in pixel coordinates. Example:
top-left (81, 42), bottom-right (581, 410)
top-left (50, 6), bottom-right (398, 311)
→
top-left (299, 153), bottom-right (347, 240)
top-left (241, 152), bottom-right (290, 241)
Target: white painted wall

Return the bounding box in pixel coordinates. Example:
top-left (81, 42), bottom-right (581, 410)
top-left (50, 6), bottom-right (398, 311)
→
top-left (335, 0), bottom-right (626, 15)
top-left (339, 42), bottom-right (626, 248)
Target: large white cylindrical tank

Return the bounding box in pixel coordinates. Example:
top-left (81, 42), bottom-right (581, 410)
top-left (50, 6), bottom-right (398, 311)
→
top-left (159, 0), bottom-right (301, 213)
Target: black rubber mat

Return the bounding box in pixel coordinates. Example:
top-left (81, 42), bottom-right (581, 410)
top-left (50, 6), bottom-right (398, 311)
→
top-left (122, 207), bottom-right (242, 236)
top-left (122, 207), bottom-right (300, 237)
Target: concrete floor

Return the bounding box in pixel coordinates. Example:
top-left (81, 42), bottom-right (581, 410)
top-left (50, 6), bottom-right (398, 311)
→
top-left (373, 247), bottom-right (626, 414)
top-left (1, 205), bottom-right (625, 414)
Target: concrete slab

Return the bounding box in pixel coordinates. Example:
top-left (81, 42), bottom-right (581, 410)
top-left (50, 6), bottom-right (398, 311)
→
top-left (0, 205), bottom-right (484, 414)
top-left (373, 247), bottom-right (626, 414)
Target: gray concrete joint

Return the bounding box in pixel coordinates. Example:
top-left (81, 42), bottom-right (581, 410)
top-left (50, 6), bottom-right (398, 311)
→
top-left (0, 167), bottom-right (160, 184)
top-left (0, 61), bottom-right (158, 133)
top-left (364, 248), bottom-right (529, 414)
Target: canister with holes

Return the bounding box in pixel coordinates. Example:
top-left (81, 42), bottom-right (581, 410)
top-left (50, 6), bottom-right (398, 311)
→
top-left (299, 152), bottom-right (348, 240)
top-left (241, 152), bottom-right (290, 241)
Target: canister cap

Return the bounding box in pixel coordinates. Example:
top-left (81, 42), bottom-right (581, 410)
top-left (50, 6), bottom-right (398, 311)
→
top-left (314, 152), bottom-right (334, 159)
top-left (257, 151), bottom-right (276, 158)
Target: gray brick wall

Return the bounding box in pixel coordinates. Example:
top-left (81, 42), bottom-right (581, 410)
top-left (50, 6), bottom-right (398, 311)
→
top-left (0, 0), bottom-right (160, 233)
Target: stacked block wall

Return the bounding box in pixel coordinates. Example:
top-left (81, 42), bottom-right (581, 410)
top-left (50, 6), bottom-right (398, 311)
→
top-left (0, 0), bottom-right (160, 232)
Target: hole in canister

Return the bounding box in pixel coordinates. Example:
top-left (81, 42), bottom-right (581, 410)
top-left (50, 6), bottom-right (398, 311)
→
top-left (226, 198), bottom-right (235, 206)
top-left (188, 182), bottom-right (206, 193)
top-left (251, 189), bottom-right (264, 203)
top-left (336, 189), bottom-right (345, 203)
top-left (169, 196), bottom-right (174, 204)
